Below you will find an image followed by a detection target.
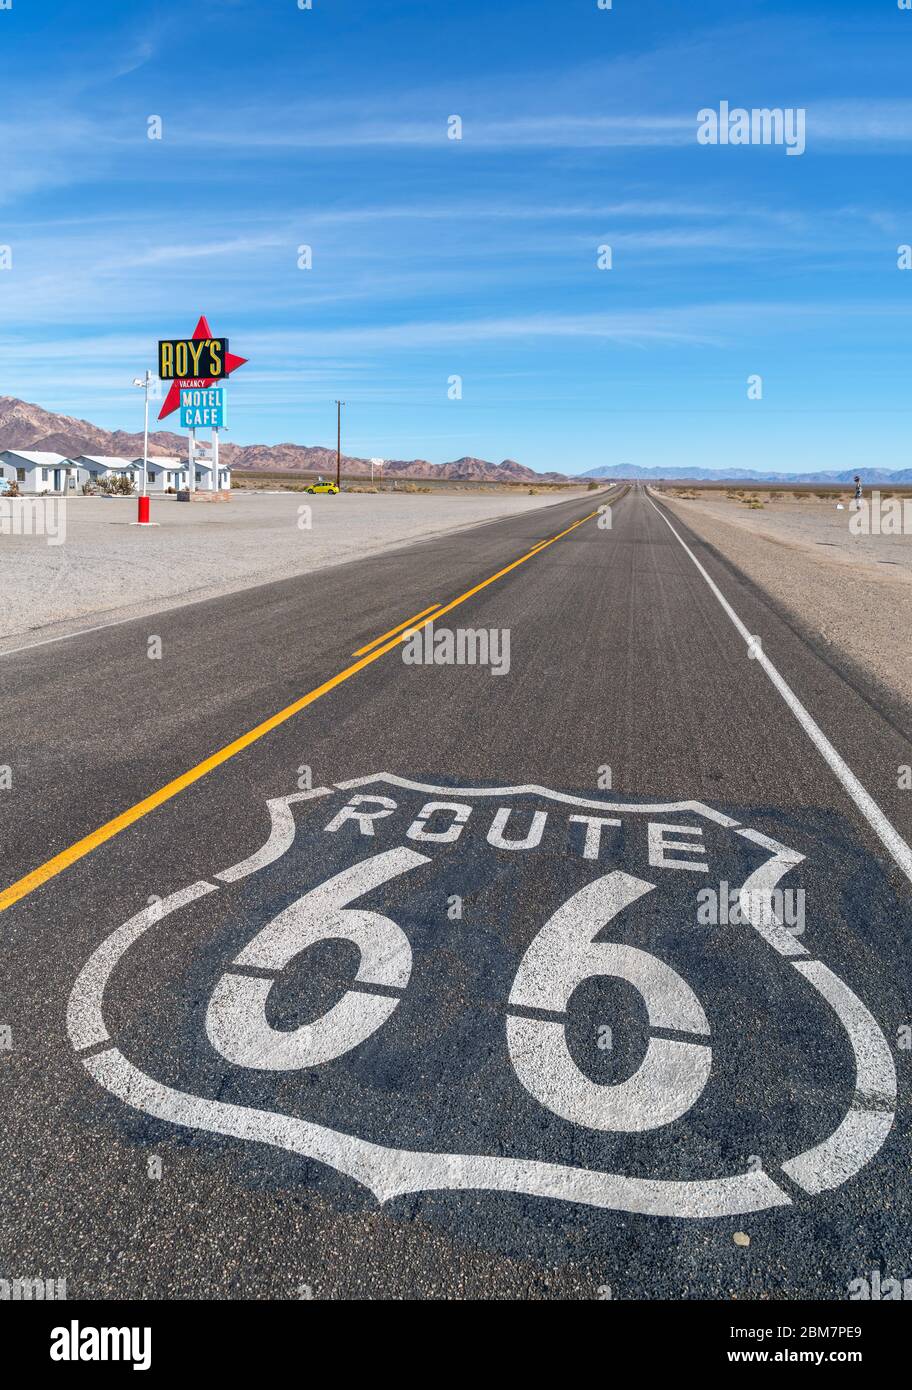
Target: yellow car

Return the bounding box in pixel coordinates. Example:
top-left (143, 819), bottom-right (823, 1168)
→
top-left (306, 480), bottom-right (340, 495)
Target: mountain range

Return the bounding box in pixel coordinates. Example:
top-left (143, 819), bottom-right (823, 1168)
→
top-left (1, 396), bottom-right (910, 485)
top-left (0, 397), bottom-right (569, 483)
top-left (580, 462), bottom-right (912, 484)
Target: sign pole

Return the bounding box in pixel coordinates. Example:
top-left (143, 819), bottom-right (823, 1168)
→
top-left (142, 370), bottom-right (150, 500)
top-left (213, 427), bottom-right (220, 493)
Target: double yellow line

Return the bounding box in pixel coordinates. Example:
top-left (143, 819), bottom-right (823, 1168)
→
top-left (0, 504), bottom-right (601, 915)
top-left (353, 603), bottom-right (441, 656)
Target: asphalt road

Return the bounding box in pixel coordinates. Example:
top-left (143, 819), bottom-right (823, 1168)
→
top-left (1, 482), bottom-right (910, 1300)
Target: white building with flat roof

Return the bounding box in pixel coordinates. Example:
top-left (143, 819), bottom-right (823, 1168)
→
top-left (188, 458), bottom-right (231, 491)
top-left (0, 450), bottom-right (72, 493)
top-left (130, 457), bottom-right (188, 491)
top-left (0, 449), bottom-right (229, 495)
top-left (69, 456), bottom-right (138, 490)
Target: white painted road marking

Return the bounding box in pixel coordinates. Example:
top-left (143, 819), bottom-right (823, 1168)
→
top-left (335, 772), bottom-right (743, 826)
top-left (508, 872), bottom-right (712, 1133)
top-left (67, 880), bottom-right (218, 1051)
top-left (81, 1047), bottom-right (792, 1216)
top-left (782, 961), bottom-right (897, 1195)
top-left (207, 847), bottom-right (429, 1070)
top-left (215, 788), bottom-right (333, 882)
top-left (65, 779), bottom-right (897, 1217)
top-left (649, 494), bottom-right (912, 888)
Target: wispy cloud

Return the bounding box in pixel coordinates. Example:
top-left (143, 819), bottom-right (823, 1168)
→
top-left (0, 3), bottom-right (909, 470)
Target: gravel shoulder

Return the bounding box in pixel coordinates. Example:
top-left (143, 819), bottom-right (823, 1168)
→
top-left (0, 487), bottom-right (600, 651)
top-left (657, 489), bottom-right (912, 712)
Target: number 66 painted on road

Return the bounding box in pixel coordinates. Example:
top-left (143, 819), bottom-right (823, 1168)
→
top-left (206, 848), bottom-right (712, 1133)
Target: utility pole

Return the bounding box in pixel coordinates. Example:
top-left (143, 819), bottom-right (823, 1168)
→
top-left (335, 400), bottom-right (346, 489)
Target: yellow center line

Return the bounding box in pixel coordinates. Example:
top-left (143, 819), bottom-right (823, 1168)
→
top-left (353, 603), bottom-right (441, 656)
top-left (0, 505), bottom-right (601, 915)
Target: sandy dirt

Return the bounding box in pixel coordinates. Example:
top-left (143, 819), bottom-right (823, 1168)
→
top-left (0, 487), bottom-right (600, 649)
top-left (657, 489), bottom-right (912, 711)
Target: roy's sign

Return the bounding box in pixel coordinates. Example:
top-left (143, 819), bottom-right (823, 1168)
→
top-left (159, 337), bottom-right (228, 381)
top-left (156, 315), bottom-right (247, 420)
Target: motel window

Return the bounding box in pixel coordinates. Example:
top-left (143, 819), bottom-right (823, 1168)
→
top-left (16, 468), bottom-right (25, 482)
top-left (148, 471), bottom-right (157, 483)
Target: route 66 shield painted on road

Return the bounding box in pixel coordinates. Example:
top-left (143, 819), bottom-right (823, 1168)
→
top-left (67, 774), bottom-right (896, 1219)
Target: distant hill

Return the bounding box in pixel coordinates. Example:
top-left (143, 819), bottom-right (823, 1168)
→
top-left (6, 396), bottom-right (904, 485)
top-left (580, 462), bottom-right (912, 484)
top-left (0, 397), bottom-right (570, 483)
top-left (0, 396), bottom-right (187, 461)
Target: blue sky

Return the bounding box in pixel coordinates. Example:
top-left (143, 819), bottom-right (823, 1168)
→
top-left (0, 0), bottom-right (910, 474)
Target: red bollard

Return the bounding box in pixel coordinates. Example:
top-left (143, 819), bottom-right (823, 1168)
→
top-left (137, 495), bottom-right (151, 525)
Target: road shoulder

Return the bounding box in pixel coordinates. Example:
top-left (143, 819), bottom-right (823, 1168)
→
top-left (658, 490), bottom-right (912, 720)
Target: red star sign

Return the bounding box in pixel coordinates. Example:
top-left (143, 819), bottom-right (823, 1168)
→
top-left (157, 314), bottom-right (248, 420)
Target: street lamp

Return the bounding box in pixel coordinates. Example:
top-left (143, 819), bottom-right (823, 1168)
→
top-left (132, 371), bottom-right (153, 523)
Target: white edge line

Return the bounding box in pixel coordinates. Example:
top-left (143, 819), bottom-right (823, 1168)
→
top-left (648, 494), bottom-right (912, 888)
top-left (0, 610), bottom-right (163, 659)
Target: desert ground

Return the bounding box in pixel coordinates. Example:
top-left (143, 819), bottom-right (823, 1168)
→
top-left (0, 485), bottom-right (600, 650)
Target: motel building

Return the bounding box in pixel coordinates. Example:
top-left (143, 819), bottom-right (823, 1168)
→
top-left (0, 450), bottom-right (75, 494)
top-left (128, 457), bottom-right (231, 492)
top-left (128, 457), bottom-right (187, 492)
top-left (76, 455), bottom-right (230, 493)
top-left (69, 456), bottom-right (141, 490)
top-left (0, 451), bottom-right (139, 494)
top-left (0, 449), bottom-right (230, 495)
top-left (189, 458), bottom-right (231, 492)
